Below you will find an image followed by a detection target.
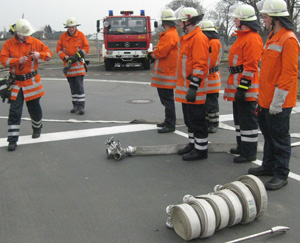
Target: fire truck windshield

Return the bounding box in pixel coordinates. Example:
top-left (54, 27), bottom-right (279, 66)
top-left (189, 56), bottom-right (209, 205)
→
top-left (107, 17), bottom-right (147, 35)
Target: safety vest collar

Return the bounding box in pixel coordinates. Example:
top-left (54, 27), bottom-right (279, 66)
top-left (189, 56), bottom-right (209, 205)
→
top-left (267, 27), bottom-right (287, 42)
top-left (65, 29), bottom-right (79, 40)
top-left (13, 35), bottom-right (34, 45)
top-left (232, 28), bottom-right (253, 37)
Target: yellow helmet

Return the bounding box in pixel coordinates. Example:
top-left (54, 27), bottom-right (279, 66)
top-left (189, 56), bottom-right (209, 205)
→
top-left (65, 17), bottom-right (80, 28)
top-left (15, 19), bottom-right (35, 36)
top-left (200, 20), bottom-right (218, 33)
top-left (260, 0), bottom-right (289, 16)
top-left (233, 5), bottom-right (257, 21)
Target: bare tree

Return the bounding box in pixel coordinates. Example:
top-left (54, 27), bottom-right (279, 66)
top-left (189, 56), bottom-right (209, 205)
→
top-left (167, 0), bottom-right (204, 13)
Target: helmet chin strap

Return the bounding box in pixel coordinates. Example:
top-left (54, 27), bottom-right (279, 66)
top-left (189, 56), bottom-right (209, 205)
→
top-left (182, 21), bottom-right (192, 34)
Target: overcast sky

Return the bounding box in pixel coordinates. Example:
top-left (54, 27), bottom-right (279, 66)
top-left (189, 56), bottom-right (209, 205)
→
top-left (2, 0), bottom-right (218, 35)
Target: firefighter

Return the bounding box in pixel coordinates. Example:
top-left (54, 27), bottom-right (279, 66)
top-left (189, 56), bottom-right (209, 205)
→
top-left (147, 8), bottom-right (179, 133)
top-left (175, 7), bottom-right (209, 161)
top-left (56, 17), bottom-right (90, 115)
top-left (0, 19), bottom-right (52, 151)
top-left (224, 4), bottom-right (263, 163)
top-left (248, 0), bottom-right (299, 190)
top-left (200, 20), bottom-right (222, 134)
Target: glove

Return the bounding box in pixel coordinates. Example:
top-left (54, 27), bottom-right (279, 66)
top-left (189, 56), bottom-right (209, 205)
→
top-left (235, 78), bottom-right (251, 102)
top-left (187, 75), bottom-right (202, 88)
top-left (63, 57), bottom-right (76, 74)
top-left (235, 88), bottom-right (246, 101)
top-left (146, 52), bottom-right (155, 63)
top-left (269, 87), bottom-right (289, 115)
top-left (1, 88), bottom-right (11, 103)
top-left (74, 50), bottom-right (85, 61)
top-left (185, 86), bottom-right (197, 102)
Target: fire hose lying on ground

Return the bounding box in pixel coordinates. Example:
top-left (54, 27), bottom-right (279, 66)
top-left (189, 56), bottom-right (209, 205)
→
top-left (105, 136), bottom-right (264, 161)
top-left (164, 175), bottom-right (289, 242)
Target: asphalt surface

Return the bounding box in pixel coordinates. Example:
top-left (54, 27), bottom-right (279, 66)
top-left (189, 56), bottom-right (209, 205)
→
top-left (0, 61), bottom-right (300, 243)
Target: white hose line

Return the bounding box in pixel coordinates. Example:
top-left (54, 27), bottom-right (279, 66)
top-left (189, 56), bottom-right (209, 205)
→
top-left (221, 181), bottom-right (257, 225)
top-left (213, 189), bottom-right (243, 227)
top-left (196, 194), bottom-right (230, 231)
top-left (185, 198), bottom-right (216, 239)
top-left (171, 204), bottom-right (201, 241)
top-left (237, 175), bottom-right (268, 219)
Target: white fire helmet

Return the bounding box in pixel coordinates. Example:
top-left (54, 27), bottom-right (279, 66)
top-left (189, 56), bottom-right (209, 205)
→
top-left (161, 8), bottom-right (177, 21)
top-left (15, 19), bottom-right (35, 36)
top-left (260, 0), bottom-right (289, 16)
top-left (64, 17), bottom-right (80, 28)
top-left (233, 4), bottom-right (257, 21)
top-left (200, 20), bottom-right (218, 33)
top-left (176, 7), bottom-right (199, 22)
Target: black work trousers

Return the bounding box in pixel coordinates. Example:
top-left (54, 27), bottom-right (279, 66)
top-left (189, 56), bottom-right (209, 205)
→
top-left (8, 89), bottom-right (42, 142)
top-left (205, 92), bottom-right (219, 128)
top-left (233, 101), bottom-right (258, 158)
top-left (67, 75), bottom-right (85, 109)
top-left (258, 107), bottom-right (292, 180)
top-left (182, 103), bottom-right (208, 154)
top-left (157, 88), bottom-right (176, 128)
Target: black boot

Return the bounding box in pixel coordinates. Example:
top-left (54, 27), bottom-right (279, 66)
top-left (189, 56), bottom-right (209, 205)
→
top-left (233, 155), bottom-right (256, 163)
top-left (178, 143), bottom-right (194, 155)
top-left (70, 106), bottom-right (78, 113)
top-left (230, 147), bottom-right (241, 155)
top-left (157, 122), bottom-right (166, 128)
top-left (265, 176), bottom-right (288, 190)
top-left (182, 149), bottom-right (208, 161)
top-left (78, 107), bottom-right (85, 115)
top-left (248, 166), bottom-right (274, 176)
top-left (8, 142), bottom-right (17, 151)
top-left (32, 128), bottom-right (41, 139)
top-left (157, 126), bottom-right (175, 133)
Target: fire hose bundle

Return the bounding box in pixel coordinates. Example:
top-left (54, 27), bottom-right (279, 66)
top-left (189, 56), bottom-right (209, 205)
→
top-left (165, 175), bottom-right (268, 241)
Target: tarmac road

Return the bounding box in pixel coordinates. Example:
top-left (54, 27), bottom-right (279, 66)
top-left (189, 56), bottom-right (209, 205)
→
top-left (0, 61), bottom-right (300, 243)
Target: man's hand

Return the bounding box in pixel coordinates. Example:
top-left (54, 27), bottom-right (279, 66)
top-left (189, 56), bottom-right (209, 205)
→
top-left (30, 51), bottom-right (40, 60)
top-left (19, 56), bottom-right (29, 64)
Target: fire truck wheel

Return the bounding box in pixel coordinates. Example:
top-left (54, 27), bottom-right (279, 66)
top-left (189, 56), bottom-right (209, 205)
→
top-left (105, 59), bottom-right (113, 71)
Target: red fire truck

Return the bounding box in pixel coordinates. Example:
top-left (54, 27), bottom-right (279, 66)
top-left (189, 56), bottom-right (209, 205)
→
top-left (97, 10), bottom-right (157, 71)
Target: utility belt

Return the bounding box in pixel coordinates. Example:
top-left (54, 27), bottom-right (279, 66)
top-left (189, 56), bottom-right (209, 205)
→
top-left (13, 70), bottom-right (38, 81)
top-left (209, 66), bottom-right (219, 74)
top-left (228, 65), bottom-right (243, 74)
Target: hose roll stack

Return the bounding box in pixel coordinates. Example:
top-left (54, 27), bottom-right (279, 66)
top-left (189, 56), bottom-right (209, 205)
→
top-left (165, 175), bottom-right (268, 241)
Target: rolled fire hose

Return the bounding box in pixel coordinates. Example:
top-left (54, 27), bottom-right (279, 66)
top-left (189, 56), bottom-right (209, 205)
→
top-left (183, 195), bottom-right (216, 239)
top-left (171, 203), bottom-right (201, 241)
top-left (237, 175), bottom-right (268, 219)
top-left (213, 189), bottom-right (243, 227)
top-left (220, 181), bottom-right (257, 225)
top-left (195, 194), bottom-right (230, 231)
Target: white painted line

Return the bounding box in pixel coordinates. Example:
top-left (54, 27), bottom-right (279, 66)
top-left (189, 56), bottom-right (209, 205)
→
top-left (0, 124), bottom-right (156, 147)
top-left (43, 78), bottom-right (151, 85)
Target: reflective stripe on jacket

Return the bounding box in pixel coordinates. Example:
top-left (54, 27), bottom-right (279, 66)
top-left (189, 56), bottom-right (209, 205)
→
top-left (151, 27), bottom-right (179, 89)
top-left (56, 30), bottom-right (90, 77)
top-left (258, 28), bottom-right (299, 108)
top-left (175, 27), bottom-right (209, 104)
top-left (207, 38), bottom-right (222, 94)
top-left (224, 29), bottom-right (263, 102)
top-left (0, 36), bottom-right (52, 101)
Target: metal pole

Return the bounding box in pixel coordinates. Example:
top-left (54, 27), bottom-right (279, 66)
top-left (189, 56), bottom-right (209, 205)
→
top-left (224, 226), bottom-right (290, 243)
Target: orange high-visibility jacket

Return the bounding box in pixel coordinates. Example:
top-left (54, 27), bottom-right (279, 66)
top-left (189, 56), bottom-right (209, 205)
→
top-left (207, 38), bottom-right (222, 94)
top-left (0, 36), bottom-right (52, 101)
top-left (56, 30), bottom-right (89, 77)
top-left (175, 26), bottom-right (209, 104)
top-left (258, 27), bottom-right (299, 108)
top-left (151, 26), bottom-right (179, 89)
top-left (224, 29), bottom-right (263, 102)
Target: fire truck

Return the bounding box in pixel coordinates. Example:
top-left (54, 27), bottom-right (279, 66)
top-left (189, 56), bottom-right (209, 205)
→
top-left (97, 10), bottom-right (157, 71)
